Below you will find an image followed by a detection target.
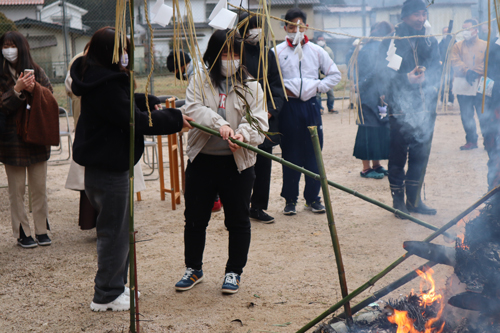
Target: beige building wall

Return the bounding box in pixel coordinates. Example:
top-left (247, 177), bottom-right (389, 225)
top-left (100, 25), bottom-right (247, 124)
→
top-left (323, 12), bottom-right (363, 29)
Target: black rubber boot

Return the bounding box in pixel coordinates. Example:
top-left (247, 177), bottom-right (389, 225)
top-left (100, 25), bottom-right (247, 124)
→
top-left (406, 183), bottom-right (437, 215)
top-left (391, 187), bottom-right (410, 219)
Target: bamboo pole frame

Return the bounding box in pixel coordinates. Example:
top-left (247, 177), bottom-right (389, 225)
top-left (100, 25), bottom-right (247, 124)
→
top-left (187, 121), bottom-right (454, 239)
top-left (308, 126), bottom-right (352, 320)
top-left (127, 1), bottom-right (139, 332)
top-left (186, 120), bottom-right (499, 332)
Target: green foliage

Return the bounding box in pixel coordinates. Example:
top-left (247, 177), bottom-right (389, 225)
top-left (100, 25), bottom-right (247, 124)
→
top-left (0, 12), bottom-right (17, 37)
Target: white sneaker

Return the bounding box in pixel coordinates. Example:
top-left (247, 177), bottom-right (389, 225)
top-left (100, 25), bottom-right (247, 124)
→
top-left (124, 286), bottom-right (141, 298)
top-left (90, 293), bottom-right (130, 312)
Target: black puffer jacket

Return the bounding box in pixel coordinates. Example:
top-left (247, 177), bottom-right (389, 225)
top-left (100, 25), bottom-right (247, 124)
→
top-left (70, 57), bottom-right (183, 172)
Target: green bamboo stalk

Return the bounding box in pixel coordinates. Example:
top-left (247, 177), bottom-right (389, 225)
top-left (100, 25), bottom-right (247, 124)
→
top-left (128, 1), bottom-right (137, 332)
top-left (295, 186), bottom-right (500, 333)
top-left (308, 126), bottom-right (352, 320)
top-left (187, 121), bottom-right (453, 238)
top-left (334, 261), bottom-right (436, 320)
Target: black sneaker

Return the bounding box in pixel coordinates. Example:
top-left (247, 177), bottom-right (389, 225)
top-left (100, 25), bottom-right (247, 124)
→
top-left (17, 236), bottom-right (38, 248)
top-left (283, 202), bottom-right (297, 215)
top-left (249, 207), bottom-right (275, 224)
top-left (305, 201), bottom-right (326, 214)
top-left (36, 234), bottom-right (52, 246)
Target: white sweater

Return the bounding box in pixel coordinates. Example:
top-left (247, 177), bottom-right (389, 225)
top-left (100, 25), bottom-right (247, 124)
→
top-left (184, 72), bottom-right (269, 172)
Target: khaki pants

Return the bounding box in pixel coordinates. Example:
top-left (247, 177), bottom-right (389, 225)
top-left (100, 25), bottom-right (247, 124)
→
top-left (5, 161), bottom-right (48, 238)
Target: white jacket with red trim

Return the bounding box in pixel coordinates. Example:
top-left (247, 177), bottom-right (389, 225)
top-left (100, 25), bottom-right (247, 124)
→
top-left (273, 37), bottom-right (342, 102)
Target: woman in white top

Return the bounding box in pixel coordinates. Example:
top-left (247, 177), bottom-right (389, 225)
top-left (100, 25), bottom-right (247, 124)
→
top-left (175, 29), bottom-right (268, 294)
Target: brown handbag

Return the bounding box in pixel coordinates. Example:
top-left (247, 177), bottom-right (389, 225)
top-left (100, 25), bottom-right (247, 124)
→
top-left (17, 82), bottom-right (60, 146)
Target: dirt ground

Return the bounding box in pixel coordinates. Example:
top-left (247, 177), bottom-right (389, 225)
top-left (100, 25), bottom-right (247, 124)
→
top-left (0, 102), bottom-right (489, 332)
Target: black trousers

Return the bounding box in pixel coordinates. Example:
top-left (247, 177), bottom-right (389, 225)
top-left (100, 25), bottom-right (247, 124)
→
top-left (183, 153), bottom-right (255, 275)
top-left (85, 167), bottom-right (129, 304)
top-left (250, 145), bottom-right (273, 210)
top-left (388, 117), bottom-right (435, 190)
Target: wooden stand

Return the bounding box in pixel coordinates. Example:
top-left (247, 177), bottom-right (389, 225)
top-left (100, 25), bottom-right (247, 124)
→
top-left (158, 97), bottom-right (182, 210)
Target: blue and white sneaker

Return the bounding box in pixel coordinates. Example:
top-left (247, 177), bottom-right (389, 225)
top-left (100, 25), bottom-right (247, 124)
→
top-left (175, 268), bottom-right (204, 291)
top-left (221, 272), bottom-right (240, 294)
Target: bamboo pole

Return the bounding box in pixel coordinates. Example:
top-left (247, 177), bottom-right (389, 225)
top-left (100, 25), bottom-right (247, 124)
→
top-left (334, 261), bottom-right (436, 320)
top-left (187, 121), bottom-right (454, 238)
top-left (128, 1), bottom-right (138, 332)
top-left (296, 186), bottom-right (500, 333)
top-left (308, 126), bottom-right (352, 321)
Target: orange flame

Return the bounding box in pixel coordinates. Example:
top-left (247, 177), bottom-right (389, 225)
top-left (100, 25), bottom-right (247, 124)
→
top-left (455, 209), bottom-right (480, 249)
top-left (387, 268), bottom-right (445, 333)
top-left (387, 309), bottom-right (420, 333)
top-left (416, 268), bottom-right (442, 307)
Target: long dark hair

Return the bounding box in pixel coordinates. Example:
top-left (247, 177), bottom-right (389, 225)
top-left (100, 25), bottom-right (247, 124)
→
top-left (203, 29), bottom-right (247, 88)
top-left (0, 31), bottom-right (42, 84)
top-left (81, 26), bottom-right (130, 77)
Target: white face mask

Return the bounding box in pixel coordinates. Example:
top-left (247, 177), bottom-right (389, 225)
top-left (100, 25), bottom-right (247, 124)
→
top-left (2, 47), bottom-right (18, 63)
top-left (317, 40), bottom-right (326, 47)
top-left (221, 59), bottom-right (240, 77)
top-left (462, 30), bottom-right (475, 41)
top-left (247, 28), bottom-right (262, 44)
top-left (121, 53), bottom-right (129, 67)
top-left (287, 31), bottom-right (305, 45)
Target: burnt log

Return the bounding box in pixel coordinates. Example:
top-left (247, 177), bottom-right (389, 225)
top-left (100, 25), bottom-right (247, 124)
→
top-left (403, 241), bottom-right (456, 266)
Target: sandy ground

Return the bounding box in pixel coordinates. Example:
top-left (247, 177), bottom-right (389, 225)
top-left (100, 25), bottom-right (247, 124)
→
top-left (0, 102), bottom-right (489, 332)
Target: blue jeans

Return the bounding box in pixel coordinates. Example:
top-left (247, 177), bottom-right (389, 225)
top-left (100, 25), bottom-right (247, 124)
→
top-left (316, 89), bottom-right (335, 111)
top-left (85, 167), bottom-right (130, 304)
top-left (279, 97), bottom-right (323, 204)
top-left (457, 94), bottom-right (488, 145)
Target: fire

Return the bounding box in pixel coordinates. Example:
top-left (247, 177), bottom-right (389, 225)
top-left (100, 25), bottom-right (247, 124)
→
top-left (387, 268), bottom-right (445, 333)
top-left (455, 209), bottom-right (480, 249)
top-left (387, 309), bottom-right (420, 333)
top-left (416, 268), bottom-right (442, 307)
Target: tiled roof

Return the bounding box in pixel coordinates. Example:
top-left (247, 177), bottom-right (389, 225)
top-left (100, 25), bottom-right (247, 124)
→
top-left (15, 18), bottom-right (89, 35)
top-left (0, 0), bottom-right (44, 4)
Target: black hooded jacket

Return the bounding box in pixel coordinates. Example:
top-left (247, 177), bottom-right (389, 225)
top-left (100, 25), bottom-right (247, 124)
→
top-left (70, 57), bottom-right (183, 172)
top-left (379, 22), bottom-right (441, 119)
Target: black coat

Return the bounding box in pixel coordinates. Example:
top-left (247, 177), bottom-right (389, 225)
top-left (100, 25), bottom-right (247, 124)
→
top-left (243, 42), bottom-right (284, 147)
top-left (357, 40), bottom-right (388, 127)
top-left (70, 57), bottom-right (184, 172)
top-left (380, 23), bottom-right (441, 119)
top-left (486, 39), bottom-right (500, 108)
